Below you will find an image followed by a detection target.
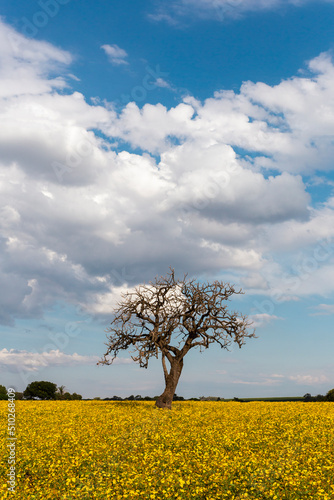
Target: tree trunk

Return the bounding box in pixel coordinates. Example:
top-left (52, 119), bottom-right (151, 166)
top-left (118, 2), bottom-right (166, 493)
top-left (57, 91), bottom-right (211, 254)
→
top-left (155, 357), bottom-right (183, 410)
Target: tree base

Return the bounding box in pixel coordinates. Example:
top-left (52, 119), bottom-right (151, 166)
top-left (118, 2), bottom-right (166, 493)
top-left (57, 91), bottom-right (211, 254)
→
top-left (155, 396), bottom-right (172, 409)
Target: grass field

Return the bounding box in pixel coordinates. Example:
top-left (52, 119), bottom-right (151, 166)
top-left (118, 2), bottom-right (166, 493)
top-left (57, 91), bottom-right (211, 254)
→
top-left (1, 401), bottom-right (334, 499)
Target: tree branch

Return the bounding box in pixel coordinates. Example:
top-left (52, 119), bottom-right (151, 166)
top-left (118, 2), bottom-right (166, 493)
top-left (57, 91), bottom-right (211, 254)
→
top-left (162, 353), bottom-right (169, 383)
top-left (98, 268), bottom-right (255, 372)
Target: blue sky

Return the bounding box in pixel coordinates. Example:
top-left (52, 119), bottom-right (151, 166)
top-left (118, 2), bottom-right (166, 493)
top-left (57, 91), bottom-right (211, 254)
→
top-left (1, 0), bottom-right (334, 398)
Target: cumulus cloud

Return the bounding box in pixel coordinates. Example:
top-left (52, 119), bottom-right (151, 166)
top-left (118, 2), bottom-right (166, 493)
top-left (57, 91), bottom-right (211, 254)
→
top-left (105, 53), bottom-right (334, 175)
top-left (101, 44), bottom-right (128, 65)
top-left (0, 19), bottom-right (71, 98)
top-left (1, 19), bottom-right (334, 325)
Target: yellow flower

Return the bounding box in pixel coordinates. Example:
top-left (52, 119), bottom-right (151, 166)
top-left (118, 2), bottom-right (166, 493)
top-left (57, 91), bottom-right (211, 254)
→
top-left (0, 400), bottom-right (333, 499)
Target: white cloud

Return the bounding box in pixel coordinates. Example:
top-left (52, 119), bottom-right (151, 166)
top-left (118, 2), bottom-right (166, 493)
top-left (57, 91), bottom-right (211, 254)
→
top-left (0, 19), bottom-right (71, 98)
top-left (1, 19), bottom-right (334, 325)
top-left (151, 0), bottom-right (334, 22)
top-left (0, 349), bottom-right (98, 372)
top-left (241, 272), bottom-right (269, 290)
top-left (288, 374), bottom-right (329, 385)
top-left (101, 44), bottom-right (128, 65)
top-left (232, 372), bottom-right (329, 387)
top-left (249, 313), bottom-right (283, 328)
top-left (183, 0), bottom-right (327, 11)
top-left (232, 377), bottom-right (282, 386)
top-left (0, 348), bottom-right (133, 372)
top-left (155, 78), bottom-right (172, 89)
top-left (310, 303), bottom-right (334, 316)
top-left (86, 285), bottom-right (135, 315)
top-left (105, 54), bottom-right (334, 175)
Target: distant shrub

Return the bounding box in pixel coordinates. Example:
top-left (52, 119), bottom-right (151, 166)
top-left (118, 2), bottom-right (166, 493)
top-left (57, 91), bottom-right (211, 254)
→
top-left (325, 388), bottom-right (334, 402)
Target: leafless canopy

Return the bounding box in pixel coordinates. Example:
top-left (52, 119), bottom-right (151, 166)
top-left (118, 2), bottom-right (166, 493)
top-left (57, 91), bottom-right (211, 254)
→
top-left (99, 269), bottom-right (255, 372)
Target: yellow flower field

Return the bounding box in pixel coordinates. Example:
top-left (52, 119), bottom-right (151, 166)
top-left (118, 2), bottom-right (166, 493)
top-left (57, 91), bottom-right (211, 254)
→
top-left (1, 401), bottom-right (334, 499)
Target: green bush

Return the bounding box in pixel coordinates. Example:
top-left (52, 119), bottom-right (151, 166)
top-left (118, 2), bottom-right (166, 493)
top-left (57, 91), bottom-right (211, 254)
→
top-left (325, 388), bottom-right (334, 402)
top-left (23, 381), bottom-right (57, 400)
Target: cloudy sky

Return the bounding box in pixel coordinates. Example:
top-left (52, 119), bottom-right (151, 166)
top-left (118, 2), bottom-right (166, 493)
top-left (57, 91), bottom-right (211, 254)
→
top-left (1, 0), bottom-right (334, 398)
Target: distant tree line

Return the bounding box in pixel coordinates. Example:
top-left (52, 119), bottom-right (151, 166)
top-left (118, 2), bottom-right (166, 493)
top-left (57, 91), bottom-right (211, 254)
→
top-left (0, 382), bottom-right (82, 400)
top-left (103, 393), bottom-right (186, 402)
top-left (1, 383), bottom-right (334, 402)
top-left (303, 389), bottom-right (334, 402)
top-left (0, 385), bottom-right (23, 400)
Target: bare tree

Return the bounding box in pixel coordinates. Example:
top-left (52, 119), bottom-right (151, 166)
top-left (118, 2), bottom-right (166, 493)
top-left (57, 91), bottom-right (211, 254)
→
top-left (99, 269), bottom-right (255, 409)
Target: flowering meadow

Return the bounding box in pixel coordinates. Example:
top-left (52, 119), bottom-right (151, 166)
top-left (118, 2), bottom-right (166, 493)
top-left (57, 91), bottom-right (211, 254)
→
top-left (1, 400), bottom-right (334, 499)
